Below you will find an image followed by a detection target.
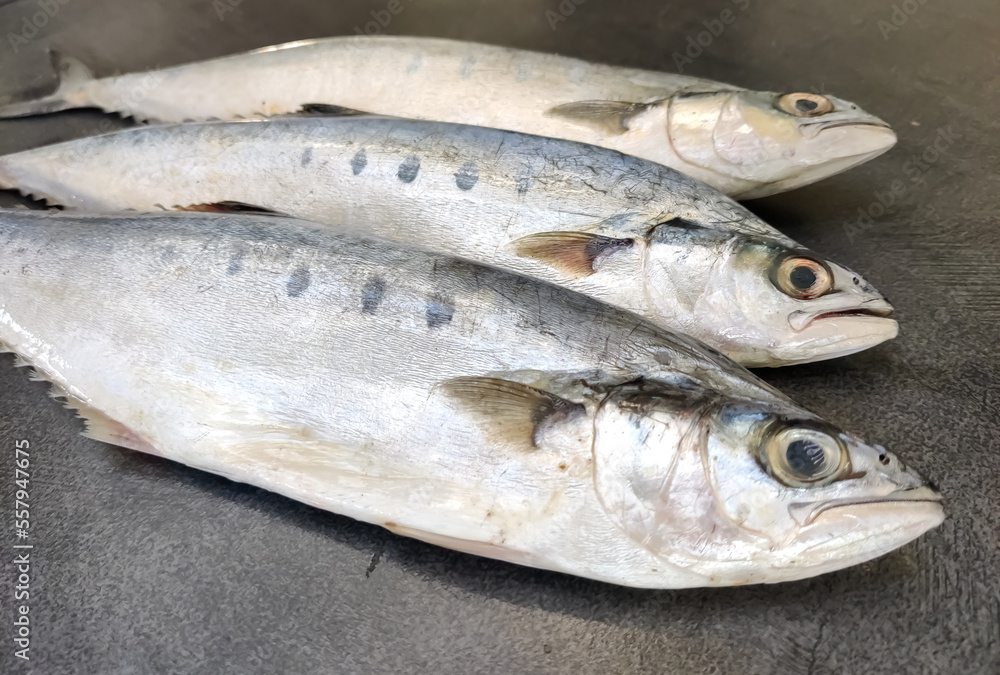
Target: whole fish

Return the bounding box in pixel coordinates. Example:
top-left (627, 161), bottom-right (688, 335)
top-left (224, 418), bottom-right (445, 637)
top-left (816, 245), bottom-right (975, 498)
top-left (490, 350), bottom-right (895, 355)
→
top-left (0, 117), bottom-right (897, 368)
top-left (0, 37), bottom-right (897, 198)
top-left (0, 210), bottom-right (942, 588)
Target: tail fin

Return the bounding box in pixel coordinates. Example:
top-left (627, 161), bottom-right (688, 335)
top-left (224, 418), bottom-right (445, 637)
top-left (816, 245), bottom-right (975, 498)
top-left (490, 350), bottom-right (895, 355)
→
top-left (0, 51), bottom-right (94, 119)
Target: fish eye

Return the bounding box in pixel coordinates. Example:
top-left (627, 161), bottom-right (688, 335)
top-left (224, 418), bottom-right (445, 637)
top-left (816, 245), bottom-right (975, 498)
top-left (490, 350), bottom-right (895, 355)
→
top-left (771, 254), bottom-right (833, 300)
top-left (763, 425), bottom-right (848, 488)
top-left (777, 93), bottom-right (834, 117)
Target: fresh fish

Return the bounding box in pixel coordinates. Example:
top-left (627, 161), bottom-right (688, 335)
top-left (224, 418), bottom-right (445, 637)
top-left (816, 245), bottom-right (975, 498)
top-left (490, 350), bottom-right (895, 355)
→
top-left (0, 117), bottom-right (898, 368)
top-left (0, 210), bottom-right (942, 588)
top-left (0, 37), bottom-right (897, 198)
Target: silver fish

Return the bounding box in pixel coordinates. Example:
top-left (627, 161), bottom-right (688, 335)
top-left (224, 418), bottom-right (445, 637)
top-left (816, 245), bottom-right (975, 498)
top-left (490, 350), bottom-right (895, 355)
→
top-left (0, 117), bottom-right (898, 367)
top-left (0, 210), bottom-right (942, 588)
top-left (0, 37), bottom-right (897, 198)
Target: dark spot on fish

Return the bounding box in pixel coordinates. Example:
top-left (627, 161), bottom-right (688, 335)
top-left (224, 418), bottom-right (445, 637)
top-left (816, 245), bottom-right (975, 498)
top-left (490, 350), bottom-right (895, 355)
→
top-left (455, 160), bottom-right (479, 191)
top-left (287, 267), bottom-right (311, 298)
top-left (406, 55), bottom-right (423, 74)
top-left (361, 276), bottom-right (386, 314)
top-left (226, 250), bottom-right (244, 276)
top-left (426, 295), bottom-right (454, 328)
top-left (160, 245), bottom-right (177, 262)
top-left (664, 217), bottom-right (706, 231)
top-left (351, 149), bottom-right (368, 175)
top-left (398, 156), bottom-right (421, 183)
top-left (515, 176), bottom-right (532, 196)
top-left (853, 276), bottom-right (860, 285)
top-left (301, 147), bottom-right (313, 166)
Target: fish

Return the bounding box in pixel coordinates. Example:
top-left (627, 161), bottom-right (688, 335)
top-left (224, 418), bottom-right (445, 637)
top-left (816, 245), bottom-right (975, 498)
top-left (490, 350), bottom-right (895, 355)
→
top-left (0, 37), bottom-right (897, 199)
top-left (0, 209), bottom-right (943, 588)
top-left (0, 116), bottom-right (898, 368)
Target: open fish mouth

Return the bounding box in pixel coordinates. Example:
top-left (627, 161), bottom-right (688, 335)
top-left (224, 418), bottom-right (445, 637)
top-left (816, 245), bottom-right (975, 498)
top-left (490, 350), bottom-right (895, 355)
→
top-left (791, 486), bottom-right (943, 526)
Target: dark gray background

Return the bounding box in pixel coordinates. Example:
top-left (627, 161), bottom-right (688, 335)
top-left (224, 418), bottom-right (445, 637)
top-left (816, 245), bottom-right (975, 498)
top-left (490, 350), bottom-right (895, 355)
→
top-left (0, 0), bottom-right (997, 673)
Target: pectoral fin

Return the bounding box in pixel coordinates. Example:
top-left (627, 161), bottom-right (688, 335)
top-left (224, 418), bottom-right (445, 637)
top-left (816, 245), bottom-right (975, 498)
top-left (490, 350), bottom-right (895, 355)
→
top-left (545, 100), bottom-right (655, 135)
top-left (438, 377), bottom-right (584, 450)
top-left (173, 201), bottom-right (285, 216)
top-left (511, 231), bottom-right (634, 278)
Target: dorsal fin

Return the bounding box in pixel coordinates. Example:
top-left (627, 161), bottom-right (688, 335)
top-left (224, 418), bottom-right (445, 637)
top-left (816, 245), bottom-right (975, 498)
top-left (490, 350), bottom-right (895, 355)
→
top-left (173, 201), bottom-right (285, 216)
top-left (511, 231), bottom-right (634, 278)
top-left (438, 377), bottom-right (584, 450)
top-left (544, 100), bottom-right (655, 135)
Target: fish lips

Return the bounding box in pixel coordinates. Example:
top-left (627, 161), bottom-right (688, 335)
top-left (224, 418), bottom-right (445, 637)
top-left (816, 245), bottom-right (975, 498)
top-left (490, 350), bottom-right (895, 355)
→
top-left (789, 485), bottom-right (943, 527)
top-left (797, 116), bottom-right (898, 159)
top-left (780, 300), bottom-right (898, 364)
top-left (772, 486), bottom-right (944, 580)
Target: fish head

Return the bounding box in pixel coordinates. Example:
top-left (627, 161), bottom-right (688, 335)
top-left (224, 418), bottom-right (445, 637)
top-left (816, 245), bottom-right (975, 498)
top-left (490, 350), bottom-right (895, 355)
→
top-left (592, 381), bottom-right (943, 585)
top-left (644, 224), bottom-right (897, 367)
top-left (667, 90), bottom-right (896, 198)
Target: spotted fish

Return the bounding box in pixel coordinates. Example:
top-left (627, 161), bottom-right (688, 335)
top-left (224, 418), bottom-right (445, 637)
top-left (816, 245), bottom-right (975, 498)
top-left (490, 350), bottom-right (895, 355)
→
top-left (0, 117), bottom-right (897, 367)
top-left (0, 209), bottom-right (943, 588)
top-left (0, 37), bottom-right (896, 198)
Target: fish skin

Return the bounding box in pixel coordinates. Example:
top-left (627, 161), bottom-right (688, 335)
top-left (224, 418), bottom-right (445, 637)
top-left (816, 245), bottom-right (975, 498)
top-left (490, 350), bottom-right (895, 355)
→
top-left (0, 116), bottom-right (896, 367)
top-left (0, 37), bottom-right (895, 197)
top-left (0, 210), bottom-right (940, 588)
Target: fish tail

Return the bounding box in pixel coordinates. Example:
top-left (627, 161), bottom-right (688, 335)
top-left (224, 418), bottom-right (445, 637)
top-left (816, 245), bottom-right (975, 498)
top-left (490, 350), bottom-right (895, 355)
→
top-left (0, 51), bottom-right (94, 119)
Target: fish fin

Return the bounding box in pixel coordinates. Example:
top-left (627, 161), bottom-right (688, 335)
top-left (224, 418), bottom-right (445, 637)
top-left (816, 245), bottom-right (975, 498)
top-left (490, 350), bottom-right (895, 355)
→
top-left (511, 231), bottom-right (634, 279)
top-left (4, 346), bottom-right (161, 456)
top-left (544, 100), bottom-right (654, 135)
top-left (0, 50), bottom-right (95, 119)
top-left (383, 522), bottom-right (536, 565)
top-left (71, 401), bottom-right (162, 456)
top-left (437, 377), bottom-right (584, 450)
top-left (297, 103), bottom-right (369, 116)
top-left (173, 201), bottom-right (286, 216)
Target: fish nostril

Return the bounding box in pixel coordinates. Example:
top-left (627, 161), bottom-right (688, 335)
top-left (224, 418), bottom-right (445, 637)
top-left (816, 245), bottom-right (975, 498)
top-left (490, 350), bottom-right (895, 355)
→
top-left (852, 277), bottom-right (860, 285)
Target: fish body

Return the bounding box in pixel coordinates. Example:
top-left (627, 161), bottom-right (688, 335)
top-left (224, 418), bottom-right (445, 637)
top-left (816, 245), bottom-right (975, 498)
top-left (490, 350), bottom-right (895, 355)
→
top-left (0, 37), bottom-right (897, 198)
top-left (0, 210), bottom-right (942, 588)
top-left (0, 117), bottom-right (897, 367)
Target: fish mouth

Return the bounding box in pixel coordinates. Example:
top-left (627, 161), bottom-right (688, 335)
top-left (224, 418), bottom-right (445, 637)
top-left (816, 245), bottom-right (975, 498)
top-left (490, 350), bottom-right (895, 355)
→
top-left (788, 301), bottom-right (894, 332)
top-left (803, 119), bottom-right (894, 133)
top-left (764, 301), bottom-right (898, 366)
top-left (791, 486), bottom-right (943, 526)
top-left (799, 117), bottom-right (895, 139)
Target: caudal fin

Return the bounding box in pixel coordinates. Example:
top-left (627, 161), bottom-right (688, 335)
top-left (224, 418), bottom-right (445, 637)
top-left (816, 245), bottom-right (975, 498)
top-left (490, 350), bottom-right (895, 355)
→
top-left (0, 51), bottom-right (94, 119)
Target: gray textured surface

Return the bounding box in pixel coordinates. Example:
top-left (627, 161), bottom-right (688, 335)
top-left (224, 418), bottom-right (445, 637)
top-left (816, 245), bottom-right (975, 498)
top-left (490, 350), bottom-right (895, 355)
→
top-left (0, 0), bottom-right (997, 673)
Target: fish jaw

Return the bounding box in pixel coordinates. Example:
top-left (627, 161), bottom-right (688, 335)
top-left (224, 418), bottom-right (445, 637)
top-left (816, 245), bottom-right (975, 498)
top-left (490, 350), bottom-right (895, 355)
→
top-left (771, 493), bottom-right (944, 584)
top-left (733, 303), bottom-right (898, 369)
top-left (733, 124), bottom-right (898, 200)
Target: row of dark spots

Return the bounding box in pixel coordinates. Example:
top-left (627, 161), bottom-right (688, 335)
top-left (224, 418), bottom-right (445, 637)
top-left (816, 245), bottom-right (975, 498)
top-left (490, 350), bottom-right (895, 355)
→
top-left (227, 262), bottom-right (452, 329)
top-left (348, 149), bottom-right (480, 192)
top-left (360, 275), bottom-right (453, 329)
